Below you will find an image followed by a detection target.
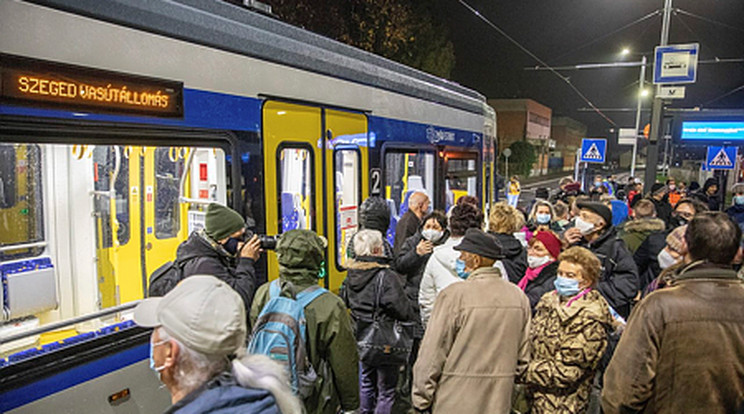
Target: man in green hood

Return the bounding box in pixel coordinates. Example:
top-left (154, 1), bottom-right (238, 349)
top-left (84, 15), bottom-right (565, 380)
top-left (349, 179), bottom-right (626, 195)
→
top-left (250, 229), bottom-right (360, 414)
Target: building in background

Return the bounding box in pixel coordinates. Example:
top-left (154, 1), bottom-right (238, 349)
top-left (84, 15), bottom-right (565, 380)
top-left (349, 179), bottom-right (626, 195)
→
top-left (488, 99), bottom-right (552, 177)
top-left (551, 116), bottom-right (587, 173)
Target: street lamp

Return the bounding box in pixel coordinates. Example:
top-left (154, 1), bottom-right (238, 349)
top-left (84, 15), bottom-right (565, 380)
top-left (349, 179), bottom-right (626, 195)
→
top-left (630, 55), bottom-right (648, 179)
top-left (640, 89), bottom-right (650, 97)
top-left (621, 48), bottom-right (631, 56)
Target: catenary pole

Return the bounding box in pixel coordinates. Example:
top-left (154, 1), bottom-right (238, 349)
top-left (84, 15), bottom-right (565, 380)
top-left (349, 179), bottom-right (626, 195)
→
top-left (631, 55), bottom-right (647, 178)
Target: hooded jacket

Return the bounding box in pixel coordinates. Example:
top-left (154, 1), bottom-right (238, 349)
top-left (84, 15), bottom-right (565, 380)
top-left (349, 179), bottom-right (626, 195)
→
top-left (726, 203), bottom-right (744, 225)
top-left (165, 371), bottom-right (280, 414)
top-left (633, 230), bottom-right (668, 291)
top-left (699, 178), bottom-right (721, 211)
top-left (418, 236), bottom-right (463, 327)
top-left (394, 229), bottom-right (449, 336)
top-left (573, 227), bottom-right (639, 318)
top-left (250, 231), bottom-right (359, 414)
top-left (602, 262), bottom-right (744, 413)
top-left (175, 230), bottom-right (257, 313)
top-left (523, 289), bottom-right (614, 414)
top-left (413, 266), bottom-right (531, 414)
top-left (341, 256), bottom-right (414, 327)
top-left (347, 197), bottom-right (393, 260)
top-left (489, 232), bottom-right (528, 283)
top-left (618, 217), bottom-right (666, 253)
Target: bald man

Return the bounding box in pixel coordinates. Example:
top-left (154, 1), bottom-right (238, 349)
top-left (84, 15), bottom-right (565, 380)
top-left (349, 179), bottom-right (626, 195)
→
top-left (394, 191), bottom-right (430, 254)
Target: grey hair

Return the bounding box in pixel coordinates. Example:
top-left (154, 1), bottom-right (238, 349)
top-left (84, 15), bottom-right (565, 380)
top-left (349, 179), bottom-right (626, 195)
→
top-left (353, 229), bottom-right (384, 257)
top-left (733, 183), bottom-right (744, 194)
top-left (158, 328), bottom-right (227, 396)
top-left (231, 352), bottom-right (302, 414)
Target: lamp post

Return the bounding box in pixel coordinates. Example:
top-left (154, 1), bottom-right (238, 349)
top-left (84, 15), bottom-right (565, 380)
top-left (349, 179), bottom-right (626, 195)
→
top-left (630, 55), bottom-right (647, 178)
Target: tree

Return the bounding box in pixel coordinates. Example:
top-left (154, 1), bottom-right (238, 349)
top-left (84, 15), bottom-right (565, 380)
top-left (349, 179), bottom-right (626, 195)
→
top-left (258, 0), bottom-right (455, 78)
top-left (506, 141), bottom-right (536, 177)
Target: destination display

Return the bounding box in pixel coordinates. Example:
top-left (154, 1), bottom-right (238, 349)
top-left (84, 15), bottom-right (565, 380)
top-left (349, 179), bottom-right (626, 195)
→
top-left (681, 121), bottom-right (744, 141)
top-left (0, 54), bottom-right (183, 117)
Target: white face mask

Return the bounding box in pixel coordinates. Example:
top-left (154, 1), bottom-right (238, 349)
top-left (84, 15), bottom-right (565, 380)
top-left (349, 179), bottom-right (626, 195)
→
top-left (657, 249), bottom-right (679, 270)
top-left (574, 217), bottom-right (596, 235)
top-left (527, 255), bottom-right (552, 269)
top-left (421, 228), bottom-right (443, 242)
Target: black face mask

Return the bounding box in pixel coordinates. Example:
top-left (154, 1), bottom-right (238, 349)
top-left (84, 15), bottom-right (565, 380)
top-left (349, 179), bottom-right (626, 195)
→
top-left (671, 215), bottom-right (688, 228)
top-left (222, 237), bottom-right (240, 255)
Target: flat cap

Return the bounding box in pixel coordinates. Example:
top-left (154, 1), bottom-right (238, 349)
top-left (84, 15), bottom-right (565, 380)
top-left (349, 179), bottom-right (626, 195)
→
top-left (454, 228), bottom-right (503, 260)
top-left (578, 201), bottom-right (613, 226)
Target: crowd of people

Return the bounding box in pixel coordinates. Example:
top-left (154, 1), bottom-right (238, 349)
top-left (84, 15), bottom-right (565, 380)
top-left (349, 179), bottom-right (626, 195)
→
top-left (135, 174), bottom-right (744, 414)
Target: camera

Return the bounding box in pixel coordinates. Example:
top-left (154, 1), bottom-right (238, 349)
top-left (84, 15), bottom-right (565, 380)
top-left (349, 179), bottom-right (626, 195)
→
top-left (243, 229), bottom-right (279, 250)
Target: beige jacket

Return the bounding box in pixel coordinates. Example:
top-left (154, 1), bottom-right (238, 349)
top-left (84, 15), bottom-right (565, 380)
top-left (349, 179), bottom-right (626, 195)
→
top-left (412, 266), bottom-right (532, 414)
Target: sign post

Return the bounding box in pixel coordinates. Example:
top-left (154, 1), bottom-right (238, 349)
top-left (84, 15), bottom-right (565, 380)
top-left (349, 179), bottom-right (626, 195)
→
top-left (503, 148), bottom-right (512, 180)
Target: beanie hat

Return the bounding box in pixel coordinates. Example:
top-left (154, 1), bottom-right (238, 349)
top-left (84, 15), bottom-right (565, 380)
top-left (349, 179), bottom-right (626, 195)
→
top-left (666, 224), bottom-right (688, 254)
top-left (651, 183), bottom-right (666, 195)
top-left (534, 231), bottom-right (562, 259)
top-left (205, 203), bottom-right (245, 241)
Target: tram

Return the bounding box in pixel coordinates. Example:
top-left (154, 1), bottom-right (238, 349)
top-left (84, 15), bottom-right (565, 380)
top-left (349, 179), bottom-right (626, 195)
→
top-left (0, 0), bottom-right (496, 412)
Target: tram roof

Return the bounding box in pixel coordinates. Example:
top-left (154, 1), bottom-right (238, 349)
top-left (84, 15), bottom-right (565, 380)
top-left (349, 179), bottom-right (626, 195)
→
top-left (30, 0), bottom-right (488, 115)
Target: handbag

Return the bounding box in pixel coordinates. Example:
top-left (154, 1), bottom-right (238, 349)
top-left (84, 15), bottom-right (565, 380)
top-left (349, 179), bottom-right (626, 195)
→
top-left (356, 272), bottom-right (414, 366)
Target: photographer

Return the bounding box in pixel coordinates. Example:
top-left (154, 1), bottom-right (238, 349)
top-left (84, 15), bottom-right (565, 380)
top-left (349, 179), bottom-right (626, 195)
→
top-left (174, 203), bottom-right (261, 313)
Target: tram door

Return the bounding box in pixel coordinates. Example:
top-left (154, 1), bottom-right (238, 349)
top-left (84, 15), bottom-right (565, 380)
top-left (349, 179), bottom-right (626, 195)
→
top-left (263, 101), bottom-right (367, 292)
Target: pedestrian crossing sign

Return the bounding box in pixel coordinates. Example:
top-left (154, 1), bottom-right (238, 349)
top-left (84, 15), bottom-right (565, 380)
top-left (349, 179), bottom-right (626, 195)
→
top-left (580, 139), bottom-right (607, 163)
top-left (705, 146), bottom-right (737, 170)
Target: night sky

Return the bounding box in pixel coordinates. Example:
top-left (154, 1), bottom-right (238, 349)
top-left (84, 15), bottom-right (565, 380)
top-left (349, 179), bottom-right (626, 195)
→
top-left (434, 0), bottom-right (744, 137)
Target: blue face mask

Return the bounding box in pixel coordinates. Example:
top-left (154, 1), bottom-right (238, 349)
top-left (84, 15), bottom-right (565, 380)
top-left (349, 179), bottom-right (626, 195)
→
top-left (455, 259), bottom-right (470, 280)
top-left (735, 195), bottom-right (744, 205)
top-left (149, 339), bottom-right (168, 377)
top-left (536, 213), bottom-right (551, 224)
top-left (554, 276), bottom-right (581, 297)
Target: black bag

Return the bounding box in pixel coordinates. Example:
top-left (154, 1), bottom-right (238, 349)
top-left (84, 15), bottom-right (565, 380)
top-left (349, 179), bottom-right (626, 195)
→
top-left (148, 260), bottom-right (185, 297)
top-left (356, 272), bottom-right (414, 366)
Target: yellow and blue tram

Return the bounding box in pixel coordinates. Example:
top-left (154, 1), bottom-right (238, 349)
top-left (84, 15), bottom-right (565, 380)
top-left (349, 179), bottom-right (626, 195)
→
top-left (0, 0), bottom-right (496, 411)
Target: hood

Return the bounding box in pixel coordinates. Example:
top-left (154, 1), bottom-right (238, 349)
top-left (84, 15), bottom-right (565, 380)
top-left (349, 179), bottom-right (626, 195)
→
top-left (429, 237), bottom-right (463, 271)
top-left (703, 177), bottom-right (719, 192)
top-left (728, 204), bottom-right (744, 213)
top-left (176, 230), bottom-right (225, 262)
top-left (490, 232), bottom-right (523, 259)
top-left (622, 218), bottom-right (666, 234)
top-left (358, 197), bottom-right (390, 234)
top-left (345, 256), bottom-right (388, 291)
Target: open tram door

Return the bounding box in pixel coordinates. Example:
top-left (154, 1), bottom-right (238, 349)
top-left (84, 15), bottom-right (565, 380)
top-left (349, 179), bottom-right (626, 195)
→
top-left (262, 101), bottom-right (368, 293)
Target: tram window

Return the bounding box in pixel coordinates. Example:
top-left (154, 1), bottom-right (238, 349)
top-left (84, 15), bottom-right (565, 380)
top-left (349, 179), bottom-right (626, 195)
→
top-left (0, 144), bottom-right (44, 260)
top-left (334, 149), bottom-right (360, 265)
top-left (154, 148), bottom-right (184, 239)
top-left (278, 147), bottom-right (314, 232)
top-left (384, 150), bottom-right (434, 245)
top-left (92, 147), bottom-right (130, 248)
top-left (445, 156), bottom-right (478, 210)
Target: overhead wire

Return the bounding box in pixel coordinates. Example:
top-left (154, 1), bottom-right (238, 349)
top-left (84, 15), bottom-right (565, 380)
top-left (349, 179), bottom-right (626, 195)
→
top-left (673, 12), bottom-right (723, 58)
top-left (703, 84), bottom-right (744, 106)
top-left (457, 0), bottom-right (617, 126)
top-left (548, 10), bottom-right (661, 64)
top-left (674, 8), bottom-right (744, 34)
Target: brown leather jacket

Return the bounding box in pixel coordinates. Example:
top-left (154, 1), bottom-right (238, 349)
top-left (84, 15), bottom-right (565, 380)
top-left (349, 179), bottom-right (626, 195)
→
top-left (602, 262), bottom-right (744, 413)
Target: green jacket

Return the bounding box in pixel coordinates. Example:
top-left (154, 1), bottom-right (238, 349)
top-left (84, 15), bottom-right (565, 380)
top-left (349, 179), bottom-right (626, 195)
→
top-left (250, 266), bottom-right (360, 414)
top-left (617, 218), bottom-right (666, 254)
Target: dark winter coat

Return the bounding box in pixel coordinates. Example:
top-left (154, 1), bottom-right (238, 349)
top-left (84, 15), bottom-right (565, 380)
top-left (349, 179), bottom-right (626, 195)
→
top-left (573, 227), bottom-right (639, 318)
top-left (348, 197), bottom-right (394, 260)
top-left (523, 261), bottom-right (559, 310)
top-left (648, 197), bottom-right (672, 227)
top-left (602, 262), bottom-right (744, 414)
top-left (633, 231), bottom-right (667, 291)
top-left (341, 256), bottom-right (414, 326)
top-left (175, 230), bottom-right (258, 313)
top-left (618, 218), bottom-right (666, 253)
top-left (489, 232), bottom-right (528, 284)
top-left (165, 371), bottom-right (279, 414)
top-left (393, 230), bottom-right (449, 337)
top-left (702, 177), bottom-right (722, 211)
top-left (394, 210), bottom-right (421, 254)
top-left (726, 203), bottom-right (744, 225)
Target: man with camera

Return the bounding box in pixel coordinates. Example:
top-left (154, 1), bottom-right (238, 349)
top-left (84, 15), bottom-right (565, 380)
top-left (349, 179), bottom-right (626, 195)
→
top-left (173, 203), bottom-right (261, 313)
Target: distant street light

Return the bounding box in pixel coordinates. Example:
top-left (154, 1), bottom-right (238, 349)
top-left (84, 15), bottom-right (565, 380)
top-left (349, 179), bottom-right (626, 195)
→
top-left (621, 48), bottom-right (631, 56)
top-left (641, 89), bottom-right (650, 97)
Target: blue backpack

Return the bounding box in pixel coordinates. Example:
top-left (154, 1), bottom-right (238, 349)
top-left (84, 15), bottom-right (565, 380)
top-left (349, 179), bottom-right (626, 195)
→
top-left (248, 279), bottom-right (327, 397)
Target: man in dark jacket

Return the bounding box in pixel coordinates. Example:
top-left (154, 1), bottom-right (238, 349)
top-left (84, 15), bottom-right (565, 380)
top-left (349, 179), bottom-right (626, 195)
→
top-left (603, 212), bottom-right (744, 413)
top-left (564, 201), bottom-right (638, 318)
top-left (348, 197), bottom-right (393, 260)
top-left (693, 177), bottom-right (721, 211)
top-left (726, 182), bottom-right (744, 226)
top-left (487, 202), bottom-right (528, 283)
top-left (174, 203), bottom-right (261, 312)
top-left (251, 230), bottom-right (359, 414)
top-left (394, 191), bottom-right (430, 254)
top-left (341, 229), bottom-right (414, 414)
top-left (647, 183), bottom-right (672, 226)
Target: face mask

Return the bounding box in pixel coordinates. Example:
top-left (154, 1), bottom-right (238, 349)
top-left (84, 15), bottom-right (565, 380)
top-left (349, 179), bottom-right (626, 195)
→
top-left (422, 229), bottom-right (443, 242)
top-left (574, 217), bottom-right (596, 235)
top-left (735, 195), bottom-right (744, 205)
top-left (668, 184), bottom-right (676, 191)
top-left (536, 213), bottom-right (551, 224)
top-left (657, 249), bottom-right (679, 270)
top-left (554, 276), bottom-right (581, 296)
top-left (455, 259), bottom-right (470, 280)
top-left (149, 339), bottom-right (169, 379)
top-left (528, 255), bottom-right (552, 269)
top-left (594, 181), bottom-right (602, 187)
top-left (671, 215), bottom-right (688, 228)
top-left (222, 237), bottom-right (240, 255)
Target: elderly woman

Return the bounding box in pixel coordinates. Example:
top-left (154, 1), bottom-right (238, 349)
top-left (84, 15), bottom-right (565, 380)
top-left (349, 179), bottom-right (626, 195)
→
top-left (341, 229), bottom-right (413, 414)
top-left (487, 202), bottom-right (528, 283)
top-left (522, 246), bottom-right (615, 414)
top-left (517, 231), bottom-right (562, 310)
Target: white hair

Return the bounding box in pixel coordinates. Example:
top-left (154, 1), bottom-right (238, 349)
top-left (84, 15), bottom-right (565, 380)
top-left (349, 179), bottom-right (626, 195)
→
top-left (353, 229), bottom-right (384, 257)
top-left (158, 328), bottom-right (301, 414)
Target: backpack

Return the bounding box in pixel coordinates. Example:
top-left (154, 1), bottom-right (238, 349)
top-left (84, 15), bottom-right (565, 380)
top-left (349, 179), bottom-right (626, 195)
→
top-left (248, 279), bottom-right (328, 397)
top-left (148, 260), bottom-right (186, 297)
